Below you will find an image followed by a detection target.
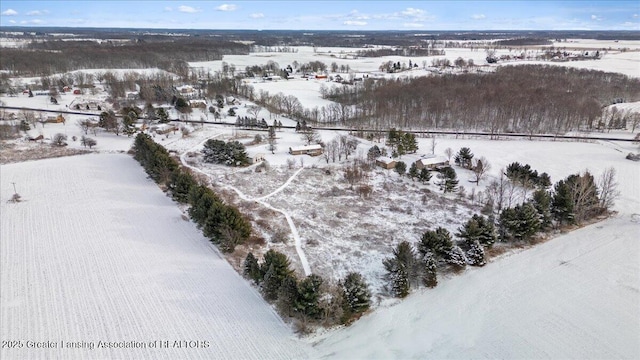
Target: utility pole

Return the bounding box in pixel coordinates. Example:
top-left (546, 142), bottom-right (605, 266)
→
top-left (11, 182), bottom-right (17, 195)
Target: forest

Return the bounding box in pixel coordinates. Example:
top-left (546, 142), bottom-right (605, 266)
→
top-left (319, 65), bottom-right (640, 134)
top-left (0, 37), bottom-right (250, 76)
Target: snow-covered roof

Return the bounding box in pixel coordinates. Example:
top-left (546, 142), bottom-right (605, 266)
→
top-left (376, 156), bottom-right (396, 164)
top-left (290, 144), bottom-right (322, 152)
top-left (418, 156), bottom-right (449, 165)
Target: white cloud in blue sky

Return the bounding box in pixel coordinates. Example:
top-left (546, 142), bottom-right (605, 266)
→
top-left (0, 1), bottom-right (637, 30)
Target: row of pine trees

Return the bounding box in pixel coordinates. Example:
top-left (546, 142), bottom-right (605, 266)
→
top-left (385, 164), bottom-right (610, 298)
top-left (243, 250), bottom-right (372, 330)
top-left (132, 133), bottom-right (252, 252)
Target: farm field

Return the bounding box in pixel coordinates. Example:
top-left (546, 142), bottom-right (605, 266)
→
top-left (0, 154), bottom-right (313, 359)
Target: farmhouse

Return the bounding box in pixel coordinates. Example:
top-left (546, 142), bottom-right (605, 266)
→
top-left (416, 155), bottom-right (449, 170)
top-left (289, 144), bottom-right (323, 156)
top-left (376, 156), bottom-right (397, 169)
top-left (46, 114), bottom-right (65, 123)
top-left (152, 124), bottom-right (178, 135)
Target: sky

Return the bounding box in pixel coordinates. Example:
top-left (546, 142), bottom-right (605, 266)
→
top-left (0, 1), bottom-right (638, 31)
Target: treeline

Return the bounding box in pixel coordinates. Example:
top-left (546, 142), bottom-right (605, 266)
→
top-left (1, 38), bottom-right (250, 76)
top-left (327, 65), bottom-right (640, 134)
top-left (243, 251), bottom-right (372, 330)
top-left (385, 164), bottom-right (616, 298)
top-left (356, 47), bottom-right (445, 57)
top-left (494, 38), bottom-right (553, 46)
top-left (132, 133), bottom-right (251, 252)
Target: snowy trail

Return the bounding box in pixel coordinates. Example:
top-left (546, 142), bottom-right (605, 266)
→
top-left (180, 135), bottom-right (312, 276)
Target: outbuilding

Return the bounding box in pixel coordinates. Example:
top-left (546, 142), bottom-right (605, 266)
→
top-left (289, 144), bottom-right (323, 156)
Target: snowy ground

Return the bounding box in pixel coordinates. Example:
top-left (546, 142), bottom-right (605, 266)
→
top-left (1, 38), bottom-right (639, 359)
top-left (310, 137), bottom-right (640, 359)
top-left (0, 154), bottom-right (314, 359)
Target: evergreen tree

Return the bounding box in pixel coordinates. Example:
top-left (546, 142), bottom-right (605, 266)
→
top-left (445, 246), bottom-right (467, 269)
top-left (169, 170), bottom-right (196, 203)
top-left (341, 272), bottom-right (371, 316)
top-left (418, 227), bottom-right (454, 260)
top-left (395, 161), bottom-right (407, 176)
top-left (402, 133), bottom-right (418, 154)
top-left (438, 167), bottom-right (458, 193)
top-left (367, 145), bottom-right (382, 162)
top-left (261, 250), bottom-right (294, 300)
top-left (243, 252), bottom-right (262, 284)
top-left (500, 203), bottom-right (541, 241)
top-left (295, 274), bottom-right (324, 319)
top-left (532, 189), bottom-right (552, 229)
top-left (418, 168), bottom-right (432, 183)
top-left (552, 179), bottom-right (575, 225)
top-left (276, 274), bottom-right (299, 317)
top-left (422, 251), bottom-right (438, 288)
top-left (466, 240), bottom-right (486, 266)
top-left (383, 241), bottom-right (419, 296)
top-left (19, 120), bottom-right (30, 131)
top-left (457, 214), bottom-right (496, 248)
top-left (408, 162), bottom-right (419, 181)
top-left (455, 147), bottom-right (474, 168)
top-left (392, 263), bottom-right (410, 298)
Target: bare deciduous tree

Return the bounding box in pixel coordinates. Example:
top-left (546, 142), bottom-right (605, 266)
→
top-left (471, 156), bottom-right (491, 186)
top-left (598, 167), bottom-right (619, 212)
top-left (444, 147), bottom-right (453, 162)
top-left (51, 133), bottom-right (67, 147)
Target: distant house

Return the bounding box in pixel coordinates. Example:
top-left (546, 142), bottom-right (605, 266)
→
top-left (189, 99), bottom-right (207, 109)
top-left (46, 114), bottom-right (65, 123)
top-left (152, 124), bottom-right (177, 135)
top-left (253, 153), bottom-right (266, 163)
top-left (416, 155), bottom-right (449, 170)
top-left (376, 156), bottom-right (397, 169)
top-left (73, 89), bottom-right (81, 95)
top-left (315, 74), bottom-right (328, 79)
top-left (289, 144), bottom-right (323, 156)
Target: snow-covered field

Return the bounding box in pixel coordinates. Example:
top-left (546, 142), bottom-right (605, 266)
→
top-left (0, 154), bottom-right (313, 359)
top-left (1, 38), bottom-right (639, 359)
top-left (310, 136), bottom-right (640, 358)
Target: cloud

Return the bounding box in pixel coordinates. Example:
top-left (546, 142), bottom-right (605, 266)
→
top-left (633, 14), bottom-right (638, 18)
top-left (471, 14), bottom-right (486, 20)
top-left (591, 14), bottom-right (602, 21)
top-left (1, 9), bottom-right (18, 16)
top-left (401, 8), bottom-right (424, 17)
top-left (216, 4), bottom-right (237, 12)
top-left (249, 13), bottom-right (264, 19)
top-left (348, 9), bottom-right (369, 20)
top-left (26, 10), bottom-right (48, 16)
top-left (403, 22), bottom-right (424, 28)
top-left (343, 20), bottom-right (367, 26)
top-left (178, 5), bottom-right (200, 13)
top-left (9, 19), bottom-right (15, 24)
top-left (164, 7), bottom-right (173, 12)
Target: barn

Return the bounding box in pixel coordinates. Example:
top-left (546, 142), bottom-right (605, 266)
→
top-left (376, 157), bottom-right (397, 169)
top-left (289, 144), bottom-right (323, 156)
top-left (416, 155), bottom-right (449, 170)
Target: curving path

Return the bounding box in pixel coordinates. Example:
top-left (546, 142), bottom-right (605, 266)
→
top-left (179, 134), bottom-right (312, 276)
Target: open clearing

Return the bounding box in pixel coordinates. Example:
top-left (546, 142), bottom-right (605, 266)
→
top-left (0, 154), bottom-right (313, 359)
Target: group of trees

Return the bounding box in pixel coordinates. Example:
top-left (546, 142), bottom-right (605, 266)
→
top-left (384, 217), bottom-right (496, 297)
top-left (1, 37), bottom-right (249, 76)
top-left (202, 139), bottom-right (251, 167)
top-left (133, 133), bottom-right (252, 252)
top-left (324, 65), bottom-right (640, 134)
top-left (244, 251), bottom-right (371, 328)
top-left (505, 162), bottom-right (551, 188)
top-left (386, 129), bottom-right (418, 157)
